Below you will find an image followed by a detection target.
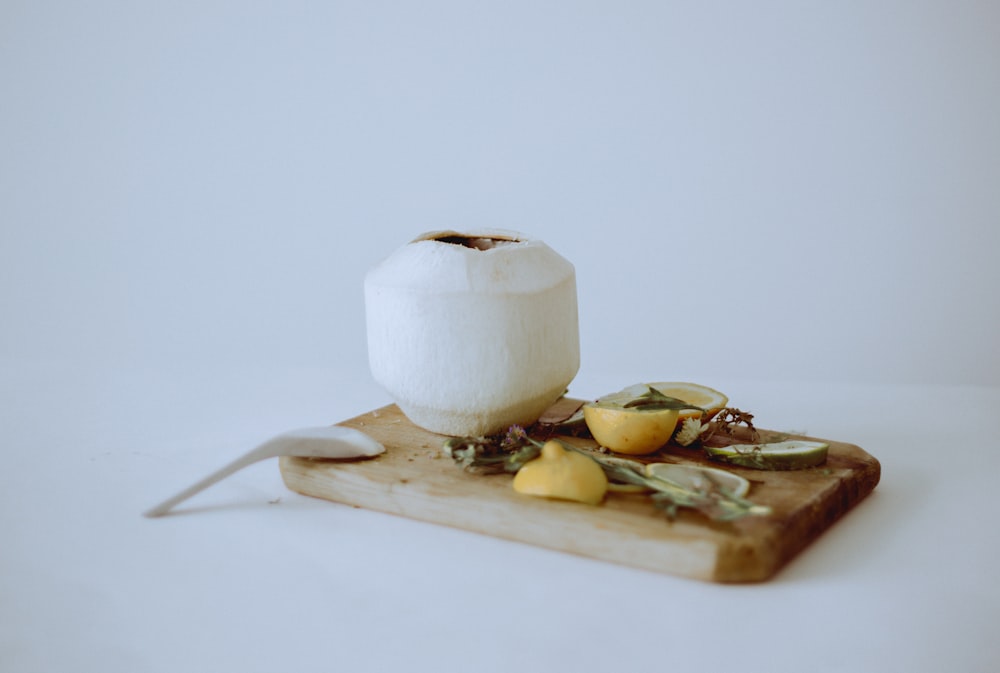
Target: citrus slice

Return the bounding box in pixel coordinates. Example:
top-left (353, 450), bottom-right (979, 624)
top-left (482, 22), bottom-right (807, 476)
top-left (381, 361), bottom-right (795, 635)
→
top-left (582, 402), bottom-right (680, 455)
top-left (645, 463), bottom-right (751, 497)
top-left (618, 382), bottom-right (729, 421)
top-left (705, 440), bottom-right (829, 470)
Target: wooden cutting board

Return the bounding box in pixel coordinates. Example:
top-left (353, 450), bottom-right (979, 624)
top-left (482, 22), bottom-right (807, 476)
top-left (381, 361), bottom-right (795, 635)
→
top-left (279, 400), bottom-right (880, 583)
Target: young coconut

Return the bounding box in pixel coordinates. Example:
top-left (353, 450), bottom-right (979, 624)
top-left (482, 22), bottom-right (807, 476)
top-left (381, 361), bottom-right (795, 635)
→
top-left (512, 440), bottom-right (608, 505)
top-left (365, 230), bottom-right (580, 436)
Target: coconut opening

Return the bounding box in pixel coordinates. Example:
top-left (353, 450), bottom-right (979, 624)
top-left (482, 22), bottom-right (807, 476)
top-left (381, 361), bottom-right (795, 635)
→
top-left (431, 234), bottom-right (523, 251)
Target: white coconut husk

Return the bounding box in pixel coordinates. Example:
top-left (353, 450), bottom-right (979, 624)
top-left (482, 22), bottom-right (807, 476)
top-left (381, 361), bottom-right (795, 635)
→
top-left (365, 230), bottom-right (580, 436)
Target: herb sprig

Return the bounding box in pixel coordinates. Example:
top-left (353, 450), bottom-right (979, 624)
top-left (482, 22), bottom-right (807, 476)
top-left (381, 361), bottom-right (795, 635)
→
top-left (704, 407), bottom-right (760, 443)
top-left (443, 426), bottom-right (541, 474)
top-left (622, 387), bottom-right (706, 414)
top-left (595, 456), bottom-right (771, 521)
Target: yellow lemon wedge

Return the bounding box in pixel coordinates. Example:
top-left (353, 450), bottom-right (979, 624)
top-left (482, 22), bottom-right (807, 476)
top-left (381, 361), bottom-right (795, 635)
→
top-left (512, 441), bottom-right (608, 505)
top-left (617, 382), bottom-right (729, 421)
top-left (582, 401), bottom-right (680, 455)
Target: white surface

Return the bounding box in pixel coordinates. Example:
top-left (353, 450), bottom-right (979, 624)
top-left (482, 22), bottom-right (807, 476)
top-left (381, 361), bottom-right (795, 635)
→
top-left (2, 360), bottom-right (998, 673)
top-left (3, 2), bottom-right (999, 672)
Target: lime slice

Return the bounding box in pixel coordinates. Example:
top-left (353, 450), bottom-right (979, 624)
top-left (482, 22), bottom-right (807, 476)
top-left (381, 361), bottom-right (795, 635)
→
top-left (645, 463), bottom-right (750, 497)
top-left (705, 440), bottom-right (829, 470)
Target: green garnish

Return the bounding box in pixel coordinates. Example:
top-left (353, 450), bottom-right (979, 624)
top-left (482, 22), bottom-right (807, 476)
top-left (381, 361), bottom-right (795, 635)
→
top-left (586, 453), bottom-right (770, 521)
top-left (444, 426), bottom-right (771, 522)
top-left (442, 426), bottom-right (541, 474)
top-left (620, 387), bottom-right (705, 413)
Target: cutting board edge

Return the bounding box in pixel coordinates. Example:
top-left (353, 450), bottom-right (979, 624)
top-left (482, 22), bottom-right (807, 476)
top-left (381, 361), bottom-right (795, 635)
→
top-left (716, 451), bottom-right (881, 581)
top-left (279, 455), bottom-right (751, 582)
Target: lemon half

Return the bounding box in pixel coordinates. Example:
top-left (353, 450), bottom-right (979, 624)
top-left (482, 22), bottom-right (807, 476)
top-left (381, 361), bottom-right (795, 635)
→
top-left (582, 403), bottom-right (680, 455)
top-left (583, 382), bottom-right (729, 455)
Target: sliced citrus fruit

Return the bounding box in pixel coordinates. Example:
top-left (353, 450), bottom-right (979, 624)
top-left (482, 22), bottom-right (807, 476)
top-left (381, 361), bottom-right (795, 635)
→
top-left (583, 382), bottom-right (729, 454)
top-left (582, 399), bottom-right (680, 455)
top-left (705, 440), bottom-right (829, 470)
top-left (645, 463), bottom-right (751, 497)
top-left (618, 382), bottom-right (729, 421)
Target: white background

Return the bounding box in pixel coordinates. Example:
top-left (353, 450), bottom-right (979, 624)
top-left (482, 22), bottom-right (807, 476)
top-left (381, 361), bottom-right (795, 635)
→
top-left (3, 0), bottom-right (998, 386)
top-left (2, 2), bottom-right (999, 672)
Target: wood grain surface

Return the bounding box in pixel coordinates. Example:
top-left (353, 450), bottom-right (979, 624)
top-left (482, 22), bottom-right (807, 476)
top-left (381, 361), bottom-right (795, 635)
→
top-left (279, 401), bottom-right (881, 582)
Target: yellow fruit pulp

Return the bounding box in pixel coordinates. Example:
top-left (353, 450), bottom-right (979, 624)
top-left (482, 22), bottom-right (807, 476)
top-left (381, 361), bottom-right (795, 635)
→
top-left (582, 404), bottom-right (680, 455)
top-left (512, 440), bottom-right (608, 505)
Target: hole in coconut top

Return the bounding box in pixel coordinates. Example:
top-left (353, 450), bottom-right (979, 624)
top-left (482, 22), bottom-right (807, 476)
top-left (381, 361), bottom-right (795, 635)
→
top-left (432, 234), bottom-right (523, 251)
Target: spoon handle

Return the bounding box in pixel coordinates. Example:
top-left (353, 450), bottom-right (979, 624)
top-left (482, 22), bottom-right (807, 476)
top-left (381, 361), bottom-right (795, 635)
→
top-left (143, 426), bottom-right (385, 518)
top-left (143, 450), bottom-right (266, 518)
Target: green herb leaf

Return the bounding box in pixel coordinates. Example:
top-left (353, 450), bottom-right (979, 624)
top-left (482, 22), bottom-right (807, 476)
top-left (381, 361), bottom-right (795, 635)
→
top-left (442, 427), bottom-right (542, 474)
top-left (580, 449), bottom-right (770, 522)
top-left (622, 387), bottom-right (705, 413)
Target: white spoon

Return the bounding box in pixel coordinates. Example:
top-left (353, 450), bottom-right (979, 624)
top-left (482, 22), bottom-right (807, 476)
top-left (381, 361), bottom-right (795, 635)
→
top-left (143, 426), bottom-right (385, 517)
